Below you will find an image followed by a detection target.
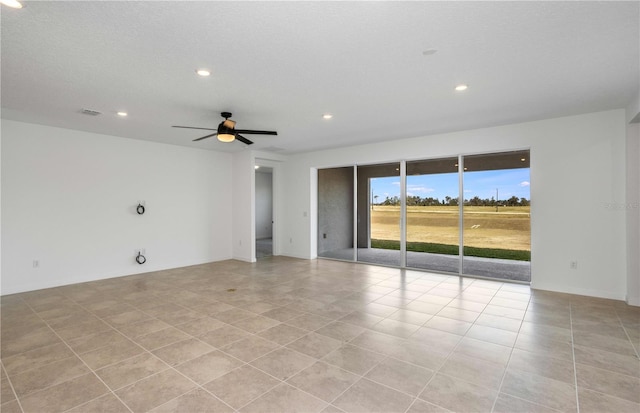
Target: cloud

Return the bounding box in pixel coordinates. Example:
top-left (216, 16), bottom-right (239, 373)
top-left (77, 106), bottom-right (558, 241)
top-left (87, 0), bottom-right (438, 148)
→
top-left (407, 185), bottom-right (434, 194)
top-left (392, 182), bottom-right (400, 186)
top-left (519, 181), bottom-right (530, 187)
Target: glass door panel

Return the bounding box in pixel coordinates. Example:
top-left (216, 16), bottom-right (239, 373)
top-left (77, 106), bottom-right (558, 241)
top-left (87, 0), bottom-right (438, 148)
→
top-left (462, 150), bottom-right (531, 281)
top-left (358, 163), bottom-right (401, 266)
top-left (318, 167), bottom-right (355, 261)
top-left (405, 157), bottom-right (460, 272)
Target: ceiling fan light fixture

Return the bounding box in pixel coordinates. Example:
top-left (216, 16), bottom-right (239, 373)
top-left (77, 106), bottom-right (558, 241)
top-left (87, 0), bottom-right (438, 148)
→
top-left (0, 0), bottom-right (23, 9)
top-left (217, 133), bottom-right (235, 143)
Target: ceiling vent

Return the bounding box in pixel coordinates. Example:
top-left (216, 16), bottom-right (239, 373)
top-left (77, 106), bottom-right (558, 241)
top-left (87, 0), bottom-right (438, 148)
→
top-left (80, 108), bottom-right (102, 116)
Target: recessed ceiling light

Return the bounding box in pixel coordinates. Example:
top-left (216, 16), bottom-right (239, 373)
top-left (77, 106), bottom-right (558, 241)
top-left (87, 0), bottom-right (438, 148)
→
top-left (196, 69), bottom-right (211, 77)
top-left (117, 112), bottom-right (128, 117)
top-left (422, 49), bottom-right (437, 56)
top-left (0, 0), bottom-right (23, 9)
top-left (322, 114), bottom-right (333, 120)
top-left (455, 84), bottom-right (468, 92)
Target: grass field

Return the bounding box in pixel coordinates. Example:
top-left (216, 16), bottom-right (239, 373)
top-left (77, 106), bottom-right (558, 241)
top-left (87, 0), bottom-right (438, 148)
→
top-left (371, 205), bottom-right (530, 259)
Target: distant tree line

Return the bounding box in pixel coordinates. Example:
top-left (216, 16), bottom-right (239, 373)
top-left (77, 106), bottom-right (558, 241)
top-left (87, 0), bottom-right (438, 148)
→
top-left (380, 195), bottom-right (530, 207)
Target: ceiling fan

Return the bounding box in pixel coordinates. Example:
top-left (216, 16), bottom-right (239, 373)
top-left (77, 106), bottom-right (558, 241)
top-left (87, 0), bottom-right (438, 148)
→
top-left (173, 112), bottom-right (277, 145)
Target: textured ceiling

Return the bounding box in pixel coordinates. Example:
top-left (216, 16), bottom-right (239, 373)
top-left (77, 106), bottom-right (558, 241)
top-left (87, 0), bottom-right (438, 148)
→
top-left (1, 1), bottom-right (638, 154)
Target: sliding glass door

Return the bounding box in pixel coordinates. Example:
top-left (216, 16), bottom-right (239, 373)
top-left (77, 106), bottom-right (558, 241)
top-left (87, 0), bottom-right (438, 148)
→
top-left (317, 150), bottom-right (531, 283)
top-left (462, 151), bottom-right (531, 281)
top-left (405, 158), bottom-right (460, 272)
top-left (357, 163), bottom-right (401, 267)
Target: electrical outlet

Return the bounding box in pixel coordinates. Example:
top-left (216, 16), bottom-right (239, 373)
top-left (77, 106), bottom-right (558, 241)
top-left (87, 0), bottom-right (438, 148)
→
top-left (323, 233), bottom-right (327, 239)
top-left (570, 260), bottom-right (578, 269)
top-left (290, 237), bottom-right (292, 243)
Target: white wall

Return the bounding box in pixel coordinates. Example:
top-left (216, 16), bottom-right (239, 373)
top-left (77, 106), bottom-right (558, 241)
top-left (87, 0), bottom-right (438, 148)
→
top-left (255, 171), bottom-right (273, 239)
top-left (232, 150), bottom-right (254, 262)
top-left (626, 122), bottom-right (640, 306)
top-left (1, 120), bottom-right (233, 295)
top-left (280, 110), bottom-right (628, 301)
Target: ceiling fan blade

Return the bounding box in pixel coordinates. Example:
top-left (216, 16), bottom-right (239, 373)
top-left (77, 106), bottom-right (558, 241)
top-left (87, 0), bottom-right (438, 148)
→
top-left (234, 129), bottom-right (277, 135)
top-left (172, 126), bottom-right (217, 131)
top-left (193, 132), bottom-right (218, 142)
top-left (235, 134), bottom-right (254, 145)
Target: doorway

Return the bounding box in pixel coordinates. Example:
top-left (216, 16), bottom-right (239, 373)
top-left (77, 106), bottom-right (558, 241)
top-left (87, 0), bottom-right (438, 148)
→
top-left (255, 166), bottom-right (273, 258)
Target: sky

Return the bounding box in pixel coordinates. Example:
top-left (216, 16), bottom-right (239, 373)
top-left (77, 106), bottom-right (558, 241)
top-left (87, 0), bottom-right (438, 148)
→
top-left (371, 168), bottom-right (531, 202)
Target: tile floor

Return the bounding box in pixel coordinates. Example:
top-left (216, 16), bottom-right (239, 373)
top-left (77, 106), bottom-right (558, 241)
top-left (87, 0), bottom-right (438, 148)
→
top-left (1, 257), bottom-right (639, 413)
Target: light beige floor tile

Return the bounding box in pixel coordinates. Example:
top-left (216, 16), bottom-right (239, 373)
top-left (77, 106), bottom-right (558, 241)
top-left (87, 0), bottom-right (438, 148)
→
top-left (198, 325), bottom-right (250, 348)
top-left (514, 332), bottom-right (573, 360)
top-left (0, 400), bottom-right (22, 413)
top-left (79, 338), bottom-right (145, 370)
top-left (508, 348), bottom-right (575, 384)
top-left (572, 330), bottom-right (637, 357)
top-left (475, 313), bottom-right (522, 332)
top-left (573, 344), bottom-right (640, 378)
top-left (482, 304), bottom-right (525, 320)
top-left (339, 311), bottom-right (385, 329)
top-left (1, 342), bottom-right (74, 375)
top-left (287, 313), bottom-right (334, 330)
top-left (436, 307), bottom-right (481, 323)
top-left (439, 352), bottom-right (505, 389)
top-left (262, 307), bottom-right (303, 322)
top-left (333, 378), bottom-right (414, 413)
top-left (501, 368), bottom-right (577, 412)
top-left (259, 323), bottom-right (311, 345)
top-left (321, 345), bottom-right (386, 375)
top-left (424, 316), bottom-right (472, 335)
top-left (134, 327), bottom-right (192, 351)
top-left (239, 383), bottom-right (327, 413)
top-left (1, 328), bottom-right (63, 359)
top-left (288, 361), bottom-right (359, 402)
top-left (364, 357), bottom-right (433, 396)
top-left (103, 309), bottom-right (154, 327)
top-left (370, 318), bottom-right (420, 338)
top-left (152, 338), bottom-right (215, 366)
top-left (240, 313), bottom-right (289, 333)
top-left (95, 352), bottom-right (170, 390)
top-left (493, 393), bottom-right (560, 413)
top-left (578, 388), bottom-right (640, 413)
top-left (150, 388), bottom-right (234, 412)
top-left (405, 399), bottom-right (451, 413)
top-left (287, 332), bottom-right (342, 359)
top-left (11, 355), bottom-right (89, 397)
top-left (213, 308), bottom-right (256, 324)
top-left (117, 318), bottom-right (171, 339)
top-left (419, 373), bottom-right (497, 413)
top-left (221, 335), bottom-right (280, 362)
top-left (250, 347), bottom-right (316, 381)
top-left (409, 327), bottom-right (463, 354)
top-left (1, 377), bottom-right (16, 403)
top-left (19, 373), bottom-right (109, 413)
top-left (115, 369), bottom-right (197, 413)
top-left (204, 365), bottom-right (281, 409)
top-left (67, 330), bottom-right (130, 354)
top-left (453, 337), bottom-right (512, 366)
top-left (349, 330), bottom-right (406, 355)
top-left (576, 363), bottom-right (640, 403)
top-left (174, 316), bottom-right (224, 336)
top-left (386, 309), bottom-right (434, 325)
top-left (316, 321), bottom-right (365, 342)
top-left (66, 393), bottom-right (131, 413)
top-left (466, 324), bottom-right (517, 347)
